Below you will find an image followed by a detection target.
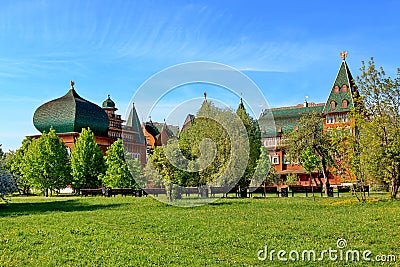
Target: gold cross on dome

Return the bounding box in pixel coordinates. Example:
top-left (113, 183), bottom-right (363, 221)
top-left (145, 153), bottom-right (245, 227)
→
top-left (340, 51), bottom-right (348, 60)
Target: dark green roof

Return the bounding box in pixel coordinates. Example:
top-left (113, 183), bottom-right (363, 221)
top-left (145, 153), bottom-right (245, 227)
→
top-left (33, 88), bottom-right (109, 136)
top-left (154, 123), bottom-right (179, 136)
top-left (124, 103), bottom-right (146, 144)
top-left (145, 121), bottom-right (160, 138)
top-left (260, 104), bottom-right (324, 136)
top-left (323, 60), bottom-right (358, 114)
top-left (259, 58), bottom-right (358, 136)
top-left (102, 95), bottom-right (116, 109)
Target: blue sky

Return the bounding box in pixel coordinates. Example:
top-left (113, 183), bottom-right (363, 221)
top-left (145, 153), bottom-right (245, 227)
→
top-left (0, 0), bottom-right (399, 151)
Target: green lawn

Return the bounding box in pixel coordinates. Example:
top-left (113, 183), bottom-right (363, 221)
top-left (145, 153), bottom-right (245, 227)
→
top-left (1, 194), bottom-right (399, 266)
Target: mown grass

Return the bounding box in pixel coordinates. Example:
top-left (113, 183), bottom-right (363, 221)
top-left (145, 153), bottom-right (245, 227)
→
top-left (1, 193), bottom-right (399, 266)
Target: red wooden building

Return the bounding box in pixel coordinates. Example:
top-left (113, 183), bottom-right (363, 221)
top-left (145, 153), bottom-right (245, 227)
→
top-left (259, 52), bottom-right (358, 186)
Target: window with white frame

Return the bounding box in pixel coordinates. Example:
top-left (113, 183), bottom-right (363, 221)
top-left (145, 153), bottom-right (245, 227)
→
top-left (262, 137), bottom-right (281, 147)
top-left (272, 155), bottom-right (280, 165)
top-left (330, 101), bottom-right (337, 110)
top-left (335, 114), bottom-right (348, 123)
top-left (326, 115), bottom-right (335, 124)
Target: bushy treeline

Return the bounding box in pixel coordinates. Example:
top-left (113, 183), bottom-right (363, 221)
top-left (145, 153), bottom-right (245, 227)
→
top-left (146, 101), bottom-right (271, 189)
top-left (2, 128), bottom-right (143, 197)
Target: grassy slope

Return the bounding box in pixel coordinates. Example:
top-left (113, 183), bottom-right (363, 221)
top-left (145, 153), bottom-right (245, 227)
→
top-left (1, 194), bottom-right (399, 266)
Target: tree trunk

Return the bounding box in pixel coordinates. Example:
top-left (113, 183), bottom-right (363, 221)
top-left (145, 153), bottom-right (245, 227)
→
top-left (320, 157), bottom-right (330, 197)
top-left (315, 170), bottom-right (322, 186)
top-left (310, 173), bottom-right (315, 199)
top-left (391, 176), bottom-right (399, 199)
top-left (45, 188), bottom-right (49, 197)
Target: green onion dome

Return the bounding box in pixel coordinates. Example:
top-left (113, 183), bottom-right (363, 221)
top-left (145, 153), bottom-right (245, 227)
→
top-left (102, 94), bottom-right (116, 109)
top-left (33, 83), bottom-right (109, 137)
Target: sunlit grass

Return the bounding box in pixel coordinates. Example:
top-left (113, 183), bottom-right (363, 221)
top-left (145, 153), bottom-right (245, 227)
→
top-left (1, 193), bottom-right (399, 266)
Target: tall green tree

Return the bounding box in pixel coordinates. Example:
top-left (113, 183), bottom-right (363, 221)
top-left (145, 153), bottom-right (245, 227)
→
top-left (179, 101), bottom-right (230, 186)
top-left (21, 128), bottom-right (71, 197)
top-left (354, 58), bottom-right (400, 198)
top-left (126, 154), bottom-right (146, 189)
top-left (4, 137), bottom-right (33, 194)
top-left (177, 101), bottom-right (248, 187)
top-left (252, 146), bottom-right (276, 186)
top-left (143, 160), bottom-right (164, 188)
top-left (0, 144), bottom-right (3, 159)
top-left (329, 127), bottom-right (370, 201)
top-left (299, 146), bottom-right (321, 186)
top-left (286, 111), bottom-right (333, 196)
top-left (156, 139), bottom-right (197, 186)
top-left (101, 139), bottom-right (138, 188)
top-left (149, 145), bottom-right (172, 185)
top-left (236, 101), bottom-right (262, 187)
top-left (70, 128), bottom-right (105, 189)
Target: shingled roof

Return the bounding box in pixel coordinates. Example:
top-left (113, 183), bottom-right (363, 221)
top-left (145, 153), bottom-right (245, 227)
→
top-left (155, 122), bottom-right (175, 146)
top-left (124, 103), bottom-right (146, 144)
top-left (102, 94), bottom-right (116, 109)
top-left (33, 86), bottom-right (109, 137)
top-left (323, 59), bottom-right (358, 114)
top-left (181, 114), bottom-right (195, 132)
top-left (260, 103), bottom-right (324, 136)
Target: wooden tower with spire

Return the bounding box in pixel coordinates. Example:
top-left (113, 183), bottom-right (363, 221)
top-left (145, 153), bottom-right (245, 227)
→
top-left (322, 51), bottom-right (359, 133)
top-left (123, 103), bottom-right (147, 166)
top-left (102, 94), bottom-right (124, 140)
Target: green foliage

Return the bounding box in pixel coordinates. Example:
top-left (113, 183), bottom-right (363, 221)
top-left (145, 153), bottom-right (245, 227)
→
top-left (0, 160), bottom-right (18, 204)
top-left (286, 110), bottom-right (333, 194)
top-left (148, 146), bottom-right (170, 184)
top-left (143, 161), bottom-right (164, 188)
top-left (285, 173), bottom-right (298, 186)
top-left (148, 101), bottom-right (260, 190)
top-left (177, 101), bottom-right (249, 188)
top-left (328, 128), bottom-right (358, 184)
top-left (236, 103), bottom-right (262, 187)
top-left (126, 154), bottom-right (146, 189)
top-left (353, 58), bottom-right (400, 198)
top-left (252, 146), bottom-right (276, 186)
top-left (299, 146), bottom-right (321, 175)
top-left (21, 128), bottom-right (71, 196)
top-left (5, 137), bottom-right (33, 194)
top-left (2, 140), bottom-right (31, 195)
top-left (0, 144), bottom-right (3, 159)
top-left (179, 102), bottom-right (232, 186)
top-left (101, 139), bottom-right (139, 188)
top-left (70, 128), bottom-right (105, 189)
top-left (149, 142), bottom-right (194, 187)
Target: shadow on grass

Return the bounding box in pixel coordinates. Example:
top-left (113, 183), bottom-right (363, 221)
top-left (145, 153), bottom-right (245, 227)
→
top-left (0, 199), bottom-right (126, 217)
top-left (208, 199), bottom-right (253, 206)
top-left (208, 201), bottom-right (234, 206)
